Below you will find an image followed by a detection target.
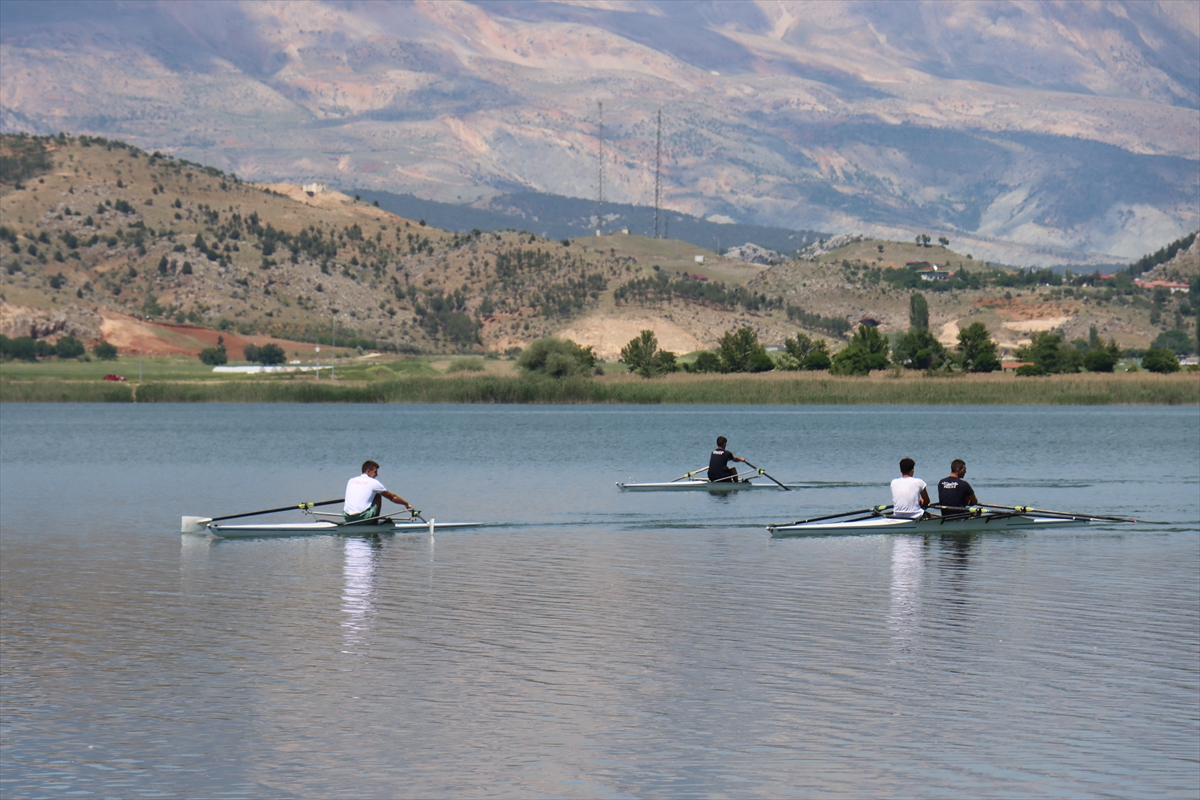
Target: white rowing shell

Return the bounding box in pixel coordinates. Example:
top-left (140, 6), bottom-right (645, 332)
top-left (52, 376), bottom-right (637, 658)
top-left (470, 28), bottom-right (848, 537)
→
top-left (201, 520), bottom-right (482, 538)
top-left (768, 514), bottom-right (1091, 537)
top-left (617, 480), bottom-right (795, 491)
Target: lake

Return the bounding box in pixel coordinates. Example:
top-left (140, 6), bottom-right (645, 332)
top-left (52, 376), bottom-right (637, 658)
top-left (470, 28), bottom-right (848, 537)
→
top-left (1, 404), bottom-right (1197, 798)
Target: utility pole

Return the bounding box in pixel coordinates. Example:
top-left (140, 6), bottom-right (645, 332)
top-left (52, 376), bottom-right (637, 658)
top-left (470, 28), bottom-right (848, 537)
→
top-left (654, 108), bottom-right (662, 239)
top-left (596, 100), bottom-right (604, 237)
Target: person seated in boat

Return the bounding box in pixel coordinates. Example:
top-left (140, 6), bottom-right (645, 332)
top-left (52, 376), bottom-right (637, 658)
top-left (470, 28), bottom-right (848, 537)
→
top-left (937, 459), bottom-right (978, 516)
top-left (343, 460), bottom-right (412, 524)
top-left (890, 457), bottom-right (930, 519)
top-left (708, 436), bottom-right (746, 483)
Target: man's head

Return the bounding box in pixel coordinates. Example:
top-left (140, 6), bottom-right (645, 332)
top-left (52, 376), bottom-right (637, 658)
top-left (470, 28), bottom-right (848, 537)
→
top-left (362, 460), bottom-right (380, 476)
top-left (950, 459), bottom-right (966, 477)
top-left (899, 457), bottom-right (915, 476)
top-left (716, 436), bottom-right (727, 448)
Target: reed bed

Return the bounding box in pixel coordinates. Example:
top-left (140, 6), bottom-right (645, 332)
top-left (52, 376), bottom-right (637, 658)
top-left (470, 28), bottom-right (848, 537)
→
top-left (4, 371), bottom-right (1196, 404)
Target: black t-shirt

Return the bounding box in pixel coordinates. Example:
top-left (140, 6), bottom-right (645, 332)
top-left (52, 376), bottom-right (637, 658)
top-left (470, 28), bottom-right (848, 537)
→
top-left (708, 448), bottom-right (736, 481)
top-left (938, 476), bottom-right (975, 510)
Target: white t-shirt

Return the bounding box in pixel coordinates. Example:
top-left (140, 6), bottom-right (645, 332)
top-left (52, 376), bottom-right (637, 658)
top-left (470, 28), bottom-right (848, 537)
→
top-left (890, 475), bottom-right (927, 519)
top-left (344, 473), bottom-right (387, 515)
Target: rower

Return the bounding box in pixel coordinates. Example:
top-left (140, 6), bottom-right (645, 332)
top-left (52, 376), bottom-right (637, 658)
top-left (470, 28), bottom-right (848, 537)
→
top-left (344, 460), bottom-right (412, 524)
top-left (890, 457), bottom-right (930, 519)
top-left (708, 436), bottom-right (746, 483)
top-left (937, 459), bottom-right (979, 516)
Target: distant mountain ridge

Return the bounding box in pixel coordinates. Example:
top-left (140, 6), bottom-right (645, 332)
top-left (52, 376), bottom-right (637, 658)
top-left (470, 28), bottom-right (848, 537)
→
top-left (352, 189), bottom-right (825, 257)
top-left (1, 0), bottom-right (1197, 266)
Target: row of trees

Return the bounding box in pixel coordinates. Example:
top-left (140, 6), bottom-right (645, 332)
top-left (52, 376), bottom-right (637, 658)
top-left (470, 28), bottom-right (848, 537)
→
top-left (0, 335), bottom-right (116, 361)
top-left (198, 339), bottom-right (287, 366)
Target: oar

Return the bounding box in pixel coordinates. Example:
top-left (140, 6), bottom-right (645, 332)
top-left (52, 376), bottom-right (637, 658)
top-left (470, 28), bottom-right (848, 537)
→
top-left (974, 503), bottom-right (1136, 523)
top-left (671, 466), bottom-right (709, 482)
top-left (742, 460), bottom-right (789, 490)
top-left (181, 499), bottom-right (344, 533)
top-left (775, 505), bottom-right (891, 527)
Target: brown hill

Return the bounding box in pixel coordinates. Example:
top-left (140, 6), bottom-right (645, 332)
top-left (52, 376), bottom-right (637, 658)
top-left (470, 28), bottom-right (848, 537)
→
top-left (1, 134), bottom-right (1193, 361)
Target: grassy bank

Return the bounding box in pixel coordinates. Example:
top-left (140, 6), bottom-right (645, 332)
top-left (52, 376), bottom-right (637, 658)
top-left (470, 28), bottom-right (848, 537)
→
top-left (2, 371), bottom-right (1197, 404)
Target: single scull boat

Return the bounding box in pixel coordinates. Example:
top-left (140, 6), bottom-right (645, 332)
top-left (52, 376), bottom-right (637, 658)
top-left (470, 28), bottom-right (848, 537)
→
top-left (618, 479), bottom-right (799, 491)
top-left (182, 500), bottom-right (486, 538)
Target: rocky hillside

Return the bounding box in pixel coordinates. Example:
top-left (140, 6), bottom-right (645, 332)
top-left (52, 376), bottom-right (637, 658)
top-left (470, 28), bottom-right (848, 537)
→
top-left (1, 1), bottom-right (1196, 266)
top-left (2, 135), bottom-right (1194, 361)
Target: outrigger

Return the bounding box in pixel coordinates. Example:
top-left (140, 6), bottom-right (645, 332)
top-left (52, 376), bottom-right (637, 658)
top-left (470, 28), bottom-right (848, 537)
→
top-left (619, 462), bottom-right (797, 492)
top-left (767, 503), bottom-right (1136, 537)
top-left (182, 499), bottom-right (486, 538)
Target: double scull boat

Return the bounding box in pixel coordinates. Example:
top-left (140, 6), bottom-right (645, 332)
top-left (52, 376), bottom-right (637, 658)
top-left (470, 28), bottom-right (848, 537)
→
top-left (768, 504), bottom-right (1134, 537)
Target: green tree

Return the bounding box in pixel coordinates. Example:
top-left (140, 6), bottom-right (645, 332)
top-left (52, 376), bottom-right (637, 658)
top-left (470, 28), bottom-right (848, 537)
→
top-left (1142, 347), bottom-right (1180, 373)
top-left (93, 340), bottom-right (118, 360)
top-left (255, 343), bottom-right (286, 365)
top-left (717, 327), bottom-right (772, 373)
top-left (517, 337), bottom-right (596, 378)
top-left (1083, 350), bottom-right (1117, 372)
top-left (3, 335), bottom-right (38, 361)
top-left (802, 344), bottom-right (831, 371)
top-left (199, 345), bottom-right (228, 366)
top-left (830, 344), bottom-right (874, 376)
top-left (1019, 332), bottom-right (1082, 374)
top-left (894, 328), bottom-right (947, 370)
top-left (687, 352), bottom-right (722, 373)
top-left (1152, 329), bottom-right (1194, 355)
top-left (955, 322), bottom-right (1000, 373)
top-left (909, 293), bottom-right (929, 331)
top-left (54, 335), bottom-right (85, 359)
top-left (849, 324), bottom-right (890, 369)
top-left (243, 343), bottom-right (259, 363)
top-left (620, 330), bottom-right (678, 378)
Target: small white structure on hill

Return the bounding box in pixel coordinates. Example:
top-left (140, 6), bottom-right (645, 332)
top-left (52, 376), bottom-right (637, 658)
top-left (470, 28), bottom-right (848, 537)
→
top-left (302, 182), bottom-right (326, 194)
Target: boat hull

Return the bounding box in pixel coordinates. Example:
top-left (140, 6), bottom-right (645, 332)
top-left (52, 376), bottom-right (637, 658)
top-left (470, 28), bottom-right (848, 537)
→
top-left (618, 480), bottom-right (794, 491)
top-left (202, 520), bottom-right (481, 538)
top-left (768, 514), bottom-right (1091, 537)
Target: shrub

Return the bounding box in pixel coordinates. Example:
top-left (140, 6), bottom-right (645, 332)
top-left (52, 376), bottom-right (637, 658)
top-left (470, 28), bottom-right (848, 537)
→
top-left (1015, 363), bottom-right (1045, 376)
top-left (802, 349), bottom-right (832, 371)
top-left (1083, 350), bottom-right (1117, 373)
top-left (199, 345), bottom-right (228, 366)
top-left (829, 345), bottom-right (874, 376)
top-left (2, 335), bottom-right (38, 361)
top-left (447, 357), bottom-right (485, 373)
top-left (1142, 347), bottom-right (1180, 374)
top-left (516, 337), bottom-right (596, 378)
top-left (55, 335), bottom-right (86, 358)
top-left (93, 341), bottom-right (118, 360)
top-left (687, 352), bottom-right (722, 373)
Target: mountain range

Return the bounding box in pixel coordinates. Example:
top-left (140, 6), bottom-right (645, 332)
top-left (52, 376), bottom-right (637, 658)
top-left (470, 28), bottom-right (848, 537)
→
top-left (1, 0), bottom-right (1197, 266)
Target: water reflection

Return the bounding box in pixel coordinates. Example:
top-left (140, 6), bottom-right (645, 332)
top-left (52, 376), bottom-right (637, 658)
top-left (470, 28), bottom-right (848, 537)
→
top-left (888, 537), bottom-right (925, 651)
top-left (341, 536), bottom-right (382, 653)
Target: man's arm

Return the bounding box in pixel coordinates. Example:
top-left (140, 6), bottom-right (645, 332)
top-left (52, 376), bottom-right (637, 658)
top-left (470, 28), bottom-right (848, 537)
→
top-left (919, 487), bottom-right (931, 508)
top-left (381, 490), bottom-right (411, 508)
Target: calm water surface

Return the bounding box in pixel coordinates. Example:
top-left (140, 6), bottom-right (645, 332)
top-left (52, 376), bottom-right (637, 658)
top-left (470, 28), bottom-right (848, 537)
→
top-left (1, 404), bottom-right (1197, 798)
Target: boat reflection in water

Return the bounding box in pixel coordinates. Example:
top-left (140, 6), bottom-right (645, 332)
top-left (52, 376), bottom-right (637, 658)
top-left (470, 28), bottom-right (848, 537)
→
top-left (341, 536), bottom-right (382, 654)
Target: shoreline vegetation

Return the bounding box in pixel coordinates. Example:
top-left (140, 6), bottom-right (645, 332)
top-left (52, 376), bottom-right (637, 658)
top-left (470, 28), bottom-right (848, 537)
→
top-left (2, 371), bottom-right (1197, 405)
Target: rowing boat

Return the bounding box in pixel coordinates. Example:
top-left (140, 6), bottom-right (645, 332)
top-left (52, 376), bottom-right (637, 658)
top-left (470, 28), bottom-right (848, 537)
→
top-left (768, 512), bottom-right (1090, 537)
top-left (203, 519), bottom-right (481, 538)
top-left (618, 479), bottom-right (799, 492)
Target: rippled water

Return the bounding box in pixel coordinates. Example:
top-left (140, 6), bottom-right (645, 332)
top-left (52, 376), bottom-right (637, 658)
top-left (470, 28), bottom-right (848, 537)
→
top-left (2, 404), bottom-right (1197, 798)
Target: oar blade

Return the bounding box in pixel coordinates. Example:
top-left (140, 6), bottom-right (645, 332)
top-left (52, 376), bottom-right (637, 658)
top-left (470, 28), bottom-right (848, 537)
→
top-left (182, 516), bottom-right (212, 533)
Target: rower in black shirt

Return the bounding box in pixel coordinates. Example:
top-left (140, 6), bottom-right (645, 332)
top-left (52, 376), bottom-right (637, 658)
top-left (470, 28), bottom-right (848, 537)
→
top-left (708, 436), bottom-right (746, 483)
top-left (937, 459), bottom-right (979, 515)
